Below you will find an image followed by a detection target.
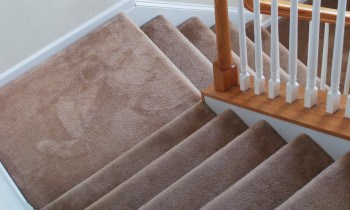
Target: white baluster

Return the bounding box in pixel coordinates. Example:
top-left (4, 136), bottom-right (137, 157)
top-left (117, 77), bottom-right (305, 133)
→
top-left (343, 52), bottom-right (350, 95)
top-left (304, 0), bottom-right (321, 108)
top-left (286, 0), bottom-right (299, 103)
top-left (269, 0), bottom-right (280, 99)
top-left (346, 96), bottom-right (350, 118)
top-left (238, 0), bottom-right (250, 91)
top-left (326, 0), bottom-right (348, 113)
top-left (320, 23), bottom-right (330, 91)
top-left (253, 0), bottom-right (265, 95)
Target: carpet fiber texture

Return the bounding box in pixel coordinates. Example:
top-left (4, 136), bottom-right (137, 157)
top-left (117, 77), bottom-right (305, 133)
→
top-left (1, 11), bottom-right (349, 210)
top-left (43, 102), bottom-right (215, 210)
top-left (86, 110), bottom-right (248, 209)
top-left (140, 121), bottom-right (286, 210)
top-left (178, 17), bottom-right (255, 76)
top-left (0, 13), bottom-right (199, 208)
top-left (278, 151), bottom-right (350, 209)
top-left (202, 134), bottom-right (334, 210)
top-left (141, 15), bottom-right (213, 90)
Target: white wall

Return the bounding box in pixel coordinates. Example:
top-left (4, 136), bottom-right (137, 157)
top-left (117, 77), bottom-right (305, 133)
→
top-left (0, 0), bottom-right (240, 75)
top-left (0, 0), bottom-right (123, 74)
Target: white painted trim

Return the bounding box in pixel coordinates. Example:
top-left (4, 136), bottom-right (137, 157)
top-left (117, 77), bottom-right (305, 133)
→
top-left (205, 96), bottom-right (350, 160)
top-left (0, 0), bottom-right (253, 89)
top-left (0, 0), bottom-right (135, 88)
top-left (0, 162), bottom-right (33, 210)
top-left (129, 0), bottom-right (253, 27)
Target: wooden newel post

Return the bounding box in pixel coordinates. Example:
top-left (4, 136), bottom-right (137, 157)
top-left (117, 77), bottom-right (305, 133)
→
top-left (214, 0), bottom-right (238, 91)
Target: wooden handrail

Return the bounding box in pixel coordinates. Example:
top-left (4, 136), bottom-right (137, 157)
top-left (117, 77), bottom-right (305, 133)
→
top-left (213, 0), bottom-right (238, 92)
top-left (244, 0), bottom-right (350, 26)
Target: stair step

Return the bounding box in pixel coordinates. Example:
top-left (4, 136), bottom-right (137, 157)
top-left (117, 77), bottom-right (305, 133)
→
top-left (278, 151), bottom-right (350, 209)
top-left (177, 17), bottom-right (255, 76)
top-left (86, 110), bottom-right (248, 209)
top-left (0, 13), bottom-right (201, 209)
top-left (140, 121), bottom-right (286, 210)
top-left (141, 15), bottom-right (213, 90)
top-left (211, 22), bottom-right (289, 82)
top-left (202, 134), bottom-right (334, 210)
top-left (245, 21), bottom-right (312, 88)
top-left (42, 102), bottom-right (216, 210)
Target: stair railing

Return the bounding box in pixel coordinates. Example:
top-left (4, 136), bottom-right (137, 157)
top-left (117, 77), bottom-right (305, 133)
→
top-left (244, 0), bottom-right (350, 26)
top-left (213, 0), bottom-right (238, 91)
top-left (213, 0), bottom-right (350, 118)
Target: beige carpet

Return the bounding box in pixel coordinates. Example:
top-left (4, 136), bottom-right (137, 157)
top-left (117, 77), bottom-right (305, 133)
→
top-left (178, 17), bottom-right (255, 76)
top-left (2, 11), bottom-right (350, 210)
top-left (0, 13), bottom-right (200, 208)
top-left (141, 15), bottom-right (213, 90)
top-left (202, 134), bottom-right (334, 210)
top-left (86, 110), bottom-right (248, 210)
top-left (140, 121), bottom-right (286, 210)
top-left (278, 151), bottom-right (350, 209)
top-left (43, 102), bottom-right (215, 210)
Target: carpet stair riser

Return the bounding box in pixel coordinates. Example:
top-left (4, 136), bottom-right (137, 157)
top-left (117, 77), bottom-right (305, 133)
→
top-left (43, 102), bottom-right (216, 209)
top-left (86, 110), bottom-right (248, 209)
top-left (140, 121), bottom-right (286, 210)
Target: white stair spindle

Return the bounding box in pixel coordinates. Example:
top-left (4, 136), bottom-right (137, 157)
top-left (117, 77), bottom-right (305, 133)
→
top-left (238, 0), bottom-right (250, 91)
top-left (286, 0), bottom-right (299, 103)
top-left (269, 0), bottom-right (280, 99)
top-left (304, 0), bottom-right (321, 108)
top-left (346, 96), bottom-right (350, 118)
top-left (253, 0), bottom-right (265, 95)
top-left (320, 23), bottom-right (330, 91)
top-left (326, 0), bottom-right (348, 113)
top-left (343, 52), bottom-right (350, 95)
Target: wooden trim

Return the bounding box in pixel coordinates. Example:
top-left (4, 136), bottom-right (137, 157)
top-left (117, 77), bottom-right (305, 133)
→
top-left (244, 0), bottom-right (350, 26)
top-left (202, 77), bottom-right (350, 141)
top-left (213, 0), bottom-right (238, 91)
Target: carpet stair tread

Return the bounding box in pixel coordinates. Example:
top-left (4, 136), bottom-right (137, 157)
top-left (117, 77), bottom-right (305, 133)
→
top-left (0, 13), bottom-right (200, 209)
top-left (43, 102), bottom-right (216, 210)
top-left (141, 15), bottom-right (213, 90)
top-left (278, 151), bottom-right (350, 209)
top-left (177, 17), bottom-right (255, 76)
top-left (202, 134), bottom-right (334, 210)
top-left (140, 120), bottom-right (286, 210)
top-left (86, 110), bottom-right (248, 210)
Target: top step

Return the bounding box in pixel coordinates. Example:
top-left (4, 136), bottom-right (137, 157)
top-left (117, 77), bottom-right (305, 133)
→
top-left (0, 13), bottom-right (200, 208)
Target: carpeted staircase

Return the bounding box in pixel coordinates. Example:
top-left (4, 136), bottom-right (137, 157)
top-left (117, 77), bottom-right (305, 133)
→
top-left (0, 11), bottom-right (350, 210)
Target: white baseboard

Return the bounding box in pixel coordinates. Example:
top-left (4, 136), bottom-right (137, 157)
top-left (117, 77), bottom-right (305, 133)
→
top-left (129, 0), bottom-right (253, 27)
top-left (205, 96), bottom-right (350, 161)
top-left (0, 0), bottom-right (135, 88)
top-left (0, 162), bottom-right (33, 210)
top-left (0, 0), bottom-right (253, 88)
